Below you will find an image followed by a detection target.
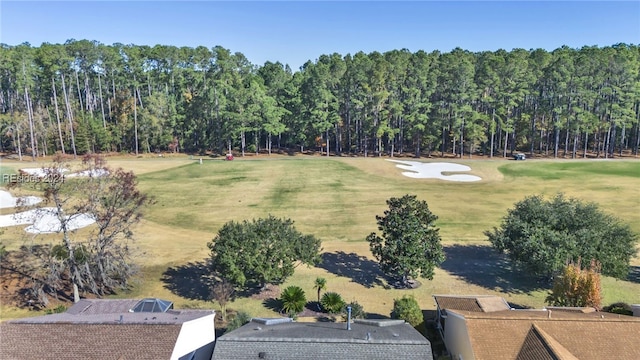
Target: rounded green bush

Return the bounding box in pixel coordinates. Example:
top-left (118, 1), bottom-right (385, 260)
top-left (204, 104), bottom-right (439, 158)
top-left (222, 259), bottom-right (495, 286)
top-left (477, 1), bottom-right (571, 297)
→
top-left (226, 311), bottom-right (252, 332)
top-left (392, 295), bottom-right (423, 327)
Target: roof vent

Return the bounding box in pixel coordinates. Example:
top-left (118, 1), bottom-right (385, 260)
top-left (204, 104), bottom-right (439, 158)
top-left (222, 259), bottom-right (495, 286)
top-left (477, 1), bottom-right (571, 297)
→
top-left (354, 319), bottom-right (405, 327)
top-left (251, 317), bottom-right (293, 326)
top-left (130, 298), bottom-right (173, 313)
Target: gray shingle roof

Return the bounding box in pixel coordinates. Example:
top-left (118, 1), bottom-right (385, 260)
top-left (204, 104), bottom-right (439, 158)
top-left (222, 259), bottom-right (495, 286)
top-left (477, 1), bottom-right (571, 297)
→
top-left (11, 310), bottom-right (211, 325)
top-left (10, 298), bottom-right (213, 325)
top-left (212, 318), bottom-right (433, 360)
top-left (66, 299), bottom-right (139, 315)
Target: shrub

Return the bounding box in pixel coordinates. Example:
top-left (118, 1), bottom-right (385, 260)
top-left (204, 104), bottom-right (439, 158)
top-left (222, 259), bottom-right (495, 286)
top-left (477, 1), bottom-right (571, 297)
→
top-left (280, 285), bottom-right (307, 316)
top-left (603, 302), bottom-right (633, 316)
top-left (44, 305), bottom-right (67, 314)
top-left (321, 292), bottom-right (345, 314)
top-left (341, 301), bottom-right (366, 322)
top-left (392, 295), bottom-right (423, 327)
top-left (545, 259), bottom-right (602, 309)
top-left (226, 311), bottom-right (252, 332)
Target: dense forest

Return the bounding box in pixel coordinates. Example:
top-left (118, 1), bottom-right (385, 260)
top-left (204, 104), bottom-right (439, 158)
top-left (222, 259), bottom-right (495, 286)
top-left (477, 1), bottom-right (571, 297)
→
top-left (1, 40), bottom-right (638, 159)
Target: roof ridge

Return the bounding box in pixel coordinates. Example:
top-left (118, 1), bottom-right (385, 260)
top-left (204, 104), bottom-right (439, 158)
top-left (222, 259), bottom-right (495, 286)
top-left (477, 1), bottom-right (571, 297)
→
top-left (448, 309), bottom-right (640, 322)
top-left (532, 324), bottom-right (580, 360)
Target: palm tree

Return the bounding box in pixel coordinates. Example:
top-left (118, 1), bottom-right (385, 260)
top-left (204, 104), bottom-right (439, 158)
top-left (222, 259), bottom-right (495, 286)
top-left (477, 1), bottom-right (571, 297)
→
top-left (313, 277), bottom-right (327, 303)
top-left (280, 285), bottom-right (307, 317)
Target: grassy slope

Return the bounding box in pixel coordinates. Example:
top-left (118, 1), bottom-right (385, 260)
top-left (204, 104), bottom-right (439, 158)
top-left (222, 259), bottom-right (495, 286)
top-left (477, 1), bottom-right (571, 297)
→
top-left (1, 156), bottom-right (639, 319)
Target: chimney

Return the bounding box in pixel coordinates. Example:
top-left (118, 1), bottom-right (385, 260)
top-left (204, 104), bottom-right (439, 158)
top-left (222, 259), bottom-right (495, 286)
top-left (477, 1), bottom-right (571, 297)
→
top-left (547, 310), bottom-right (551, 319)
top-left (631, 304), bottom-right (640, 317)
top-left (346, 306), bottom-right (352, 330)
top-left (119, 315), bottom-right (123, 323)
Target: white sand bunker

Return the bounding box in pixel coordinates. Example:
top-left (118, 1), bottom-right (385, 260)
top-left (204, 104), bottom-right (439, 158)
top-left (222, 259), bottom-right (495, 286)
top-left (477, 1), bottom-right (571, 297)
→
top-left (66, 168), bottom-right (109, 178)
top-left (20, 167), bottom-right (108, 178)
top-left (19, 167), bottom-right (69, 177)
top-left (0, 207), bottom-right (95, 234)
top-left (0, 190), bottom-right (95, 233)
top-left (0, 189), bottom-right (42, 209)
top-left (387, 160), bottom-right (482, 182)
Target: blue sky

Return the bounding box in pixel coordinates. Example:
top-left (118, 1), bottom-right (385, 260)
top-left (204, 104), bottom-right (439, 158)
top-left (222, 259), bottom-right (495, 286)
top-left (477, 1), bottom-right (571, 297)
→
top-left (1, 1), bottom-right (639, 70)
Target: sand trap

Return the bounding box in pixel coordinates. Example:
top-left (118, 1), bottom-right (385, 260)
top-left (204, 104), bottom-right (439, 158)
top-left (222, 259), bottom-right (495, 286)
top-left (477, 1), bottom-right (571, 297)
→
top-left (19, 167), bottom-right (69, 177)
top-left (66, 168), bottom-right (109, 178)
top-left (387, 160), bottom-right (482, 182)
top-left (0, 190), bottom-right (95, 233)
top-left (20, 167), bottom-right (108, 178)
top-left (0, 207), bottom-right (96, 234)
top-left (0, 190), bottom-right (42, 209)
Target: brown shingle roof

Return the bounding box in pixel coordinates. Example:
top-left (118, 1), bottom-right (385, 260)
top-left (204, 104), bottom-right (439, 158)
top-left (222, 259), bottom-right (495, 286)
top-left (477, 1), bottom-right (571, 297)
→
top-left (543, 306), bottom-right (596, 313)
top-left (433, 295), bottom-right (511, 314)
top-left (0, 323), bottom-right (181, 360)
top-left (449, 309), bottom-right (640, 360)
top-left (515, 326), bottom-right (557, 360)
top-left (533, 325), bottom-right (579, 360)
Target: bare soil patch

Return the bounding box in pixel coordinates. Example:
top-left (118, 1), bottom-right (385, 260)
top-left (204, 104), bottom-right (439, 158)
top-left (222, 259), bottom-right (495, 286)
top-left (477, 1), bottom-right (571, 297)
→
top-left (249, 284), bottom-right (280, 300)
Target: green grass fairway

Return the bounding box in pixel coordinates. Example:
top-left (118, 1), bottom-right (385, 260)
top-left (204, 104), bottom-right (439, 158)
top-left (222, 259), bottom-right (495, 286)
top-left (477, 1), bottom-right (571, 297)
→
top-left (1, 156), bottom-right (639, 320)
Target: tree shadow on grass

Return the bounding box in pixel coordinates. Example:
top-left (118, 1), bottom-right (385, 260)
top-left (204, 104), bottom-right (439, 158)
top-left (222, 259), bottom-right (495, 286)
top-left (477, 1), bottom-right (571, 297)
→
top-left (262, 298), bottom-right (282, 313)
top-left (161, 261), bottom-right (214, 301)
top-left (627, 266), bottom-right (640, 284)
top-left (317, 251), bottom-right (386, 288)
top-left (507, 302), bottom-right (535, 309)
top-left (440, 244), bottom-right (545, 294)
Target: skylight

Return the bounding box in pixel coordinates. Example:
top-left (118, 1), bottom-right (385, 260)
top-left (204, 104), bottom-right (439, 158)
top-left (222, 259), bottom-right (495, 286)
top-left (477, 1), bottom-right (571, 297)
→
top-left (130, 298), bottom-right (173, 313)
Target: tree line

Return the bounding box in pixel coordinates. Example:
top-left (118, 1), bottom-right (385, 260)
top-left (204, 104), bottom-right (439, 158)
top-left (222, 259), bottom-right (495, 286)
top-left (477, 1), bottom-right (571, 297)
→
top-left (1, 40), bottom-right (638, 159)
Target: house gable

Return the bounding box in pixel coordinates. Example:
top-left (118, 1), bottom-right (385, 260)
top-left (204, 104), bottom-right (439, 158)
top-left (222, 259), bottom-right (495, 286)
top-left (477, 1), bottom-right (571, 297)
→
top-left (447, 309), bottom-right (640, 360)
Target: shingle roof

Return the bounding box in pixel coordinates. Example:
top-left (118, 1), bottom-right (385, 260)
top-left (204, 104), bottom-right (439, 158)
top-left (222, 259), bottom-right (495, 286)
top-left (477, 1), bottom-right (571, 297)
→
top-left (11, 310), bottom-right (211, 324)
top-left (0, 323), bottom-right (182, 360)
top-left (515, 326), bottom-right (558, 360)
top-left (532, 325), bottom-right (579, 360)
top-left (543, 306), bottom-right (596, 313)
top-left (1, 299), bottom-right (216, 360)
top-left (11, 298), bottom-right (213, 325)
top-left (448, 309), bottom-right (640, 360)
top-left (433, 295), bottom-right (511, 314)
top-left (66, 299), bottom-right (139, 315)
top-left (212, 318), bottom-right (433, 360)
